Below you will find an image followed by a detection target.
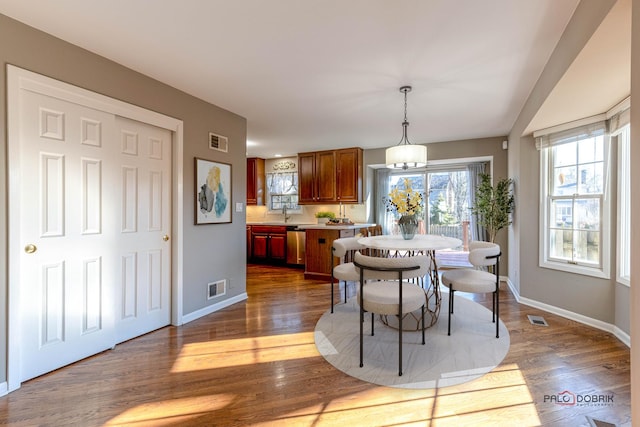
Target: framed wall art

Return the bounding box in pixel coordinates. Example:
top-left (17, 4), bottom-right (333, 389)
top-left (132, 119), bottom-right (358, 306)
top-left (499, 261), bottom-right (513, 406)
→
top-left (195, 157), bottom-right (232, 224)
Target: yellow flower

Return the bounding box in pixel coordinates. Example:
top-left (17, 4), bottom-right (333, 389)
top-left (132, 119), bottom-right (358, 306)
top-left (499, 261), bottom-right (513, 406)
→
top-left (385, 178), bottom-right (424, 216)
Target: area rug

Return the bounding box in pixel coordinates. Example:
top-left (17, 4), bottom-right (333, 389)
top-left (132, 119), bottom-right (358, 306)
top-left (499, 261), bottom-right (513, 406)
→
top-left (314, 292), bottom-right (510, 389)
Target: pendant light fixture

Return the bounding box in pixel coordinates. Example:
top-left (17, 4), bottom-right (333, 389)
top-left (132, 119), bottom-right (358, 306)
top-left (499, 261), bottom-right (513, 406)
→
top-left (385, 85), bottom-right (427, 169)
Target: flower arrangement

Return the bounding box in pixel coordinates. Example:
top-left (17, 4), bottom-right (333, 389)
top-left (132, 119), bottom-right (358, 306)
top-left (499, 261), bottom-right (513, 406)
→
top-left (385, 178), bottom-right (424, 217)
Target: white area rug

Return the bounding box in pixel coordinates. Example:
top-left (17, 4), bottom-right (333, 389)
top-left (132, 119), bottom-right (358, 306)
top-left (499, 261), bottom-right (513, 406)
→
top-left (314, 292), bottom-right (510, 389)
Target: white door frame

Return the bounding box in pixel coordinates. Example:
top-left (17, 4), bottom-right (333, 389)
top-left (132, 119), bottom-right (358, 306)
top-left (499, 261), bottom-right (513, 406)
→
top-left (6, 65), bottom-right (185, 393)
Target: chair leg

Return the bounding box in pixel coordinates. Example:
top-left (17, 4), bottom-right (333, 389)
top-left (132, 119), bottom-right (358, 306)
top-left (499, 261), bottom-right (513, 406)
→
top-left (359, 304), bottom-right (364, 368)
top-left (495, 290), bottom-right (500, 339)
top-left (398, 311), bottom-right (403, 377)
top-left (421, 305), bottom-right (425, 345)
top-left (371, 313), bottom-right (374, 336)
top-left (344, 280), bottom-right (347, 304)
top-left (492, 290), bottom-right (496, 322)
top-left (331, 274), bottom-right (335, 314)
top-left (448, 288), bottom-right (454, 336)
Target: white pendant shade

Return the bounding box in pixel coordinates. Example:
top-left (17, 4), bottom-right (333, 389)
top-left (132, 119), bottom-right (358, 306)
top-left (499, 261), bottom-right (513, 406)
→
top-left (386, 143), bottom-right (427, 169)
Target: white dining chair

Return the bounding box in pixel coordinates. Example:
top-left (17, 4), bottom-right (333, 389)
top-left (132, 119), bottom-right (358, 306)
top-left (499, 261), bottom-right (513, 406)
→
top-left (353, 252), bottom-right (429, 376)
top-left (330, 237), bottom-right (364, 313)
top-left (441, 241), bottom-right (501, 338)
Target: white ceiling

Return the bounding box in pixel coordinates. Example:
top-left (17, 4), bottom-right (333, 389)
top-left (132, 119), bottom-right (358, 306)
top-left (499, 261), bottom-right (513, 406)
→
top-left (2, 0), bottom-right (626, 159)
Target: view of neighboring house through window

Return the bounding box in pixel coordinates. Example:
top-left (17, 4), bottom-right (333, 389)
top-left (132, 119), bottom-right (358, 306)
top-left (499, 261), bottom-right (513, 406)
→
top-left (538, 120), bottom-right (610, 278)
top-left (266, 171), bottom-right (300, 212)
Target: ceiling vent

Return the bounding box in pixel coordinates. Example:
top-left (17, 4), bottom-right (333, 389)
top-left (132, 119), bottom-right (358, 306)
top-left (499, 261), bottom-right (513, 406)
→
top-left (209, 132), bottom-right (228, 153)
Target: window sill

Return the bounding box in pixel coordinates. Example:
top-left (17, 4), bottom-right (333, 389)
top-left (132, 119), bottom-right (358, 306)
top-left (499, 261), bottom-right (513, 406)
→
top-left (539, 259), bottom-right (609, 280)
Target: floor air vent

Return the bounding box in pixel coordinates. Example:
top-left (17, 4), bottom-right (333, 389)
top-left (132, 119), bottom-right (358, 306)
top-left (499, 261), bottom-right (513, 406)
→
top-left (208, 279), bottom-right (227, 300)
top-left (527, 315), bottom-right (548, 326)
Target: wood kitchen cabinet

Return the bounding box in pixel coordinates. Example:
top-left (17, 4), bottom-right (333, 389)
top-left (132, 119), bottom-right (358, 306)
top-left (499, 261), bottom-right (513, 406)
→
top-left (246, 157), bottom-right (265, 205)
top-left (250, 225), bottom-right (287, 263)
top-left (298, 147), bottom-right (362, 204)
top-left (304, 227), bottom-right (356, 280)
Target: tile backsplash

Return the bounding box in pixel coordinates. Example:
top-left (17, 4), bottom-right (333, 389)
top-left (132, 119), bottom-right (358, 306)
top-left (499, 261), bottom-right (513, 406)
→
top-left (246, 204), bottom-right (367, 224)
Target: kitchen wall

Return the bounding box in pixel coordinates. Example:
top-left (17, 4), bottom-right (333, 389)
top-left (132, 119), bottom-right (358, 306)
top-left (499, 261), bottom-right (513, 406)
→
top-left (0, 14), bottom-right (247, 384)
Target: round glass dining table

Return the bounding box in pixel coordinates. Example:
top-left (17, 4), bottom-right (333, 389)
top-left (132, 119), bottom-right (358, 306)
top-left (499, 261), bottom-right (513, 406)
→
top-left (357, 234), bottom-right (463, 330)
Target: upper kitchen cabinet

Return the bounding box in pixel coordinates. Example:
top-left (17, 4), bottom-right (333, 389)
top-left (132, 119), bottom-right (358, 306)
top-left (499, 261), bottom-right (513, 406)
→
top-left (247, 157), bottom-right (265, 205)
top-left (298, 147), bottom-right (363, 204)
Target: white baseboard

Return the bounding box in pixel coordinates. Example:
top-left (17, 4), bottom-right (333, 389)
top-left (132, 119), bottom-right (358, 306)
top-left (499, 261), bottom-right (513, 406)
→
top-left (181, 292), bottom-right (248, 324)
top-left (505, 277), bottom-right (630, 348)
top-left (0, 381), bottom-right (7, 397)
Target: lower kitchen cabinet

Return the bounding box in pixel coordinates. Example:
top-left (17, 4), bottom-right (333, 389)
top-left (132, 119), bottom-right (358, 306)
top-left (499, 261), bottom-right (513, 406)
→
top-left (304, 228), bottom-right (355, 280)
top-left (250, 225), bottom-right (287, 263)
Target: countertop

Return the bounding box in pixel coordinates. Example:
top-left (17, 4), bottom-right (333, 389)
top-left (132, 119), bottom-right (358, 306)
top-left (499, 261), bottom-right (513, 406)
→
top-left (296, 223), bottom-right (376, 231)
top-left (246, 221), bottom-right (376, 230)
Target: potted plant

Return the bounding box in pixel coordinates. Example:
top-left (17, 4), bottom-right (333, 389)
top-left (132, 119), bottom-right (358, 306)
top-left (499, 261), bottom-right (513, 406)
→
top-left (471, 173), bottom-right (515, 243)
top-left (315, 211), bottom-right (336, 224)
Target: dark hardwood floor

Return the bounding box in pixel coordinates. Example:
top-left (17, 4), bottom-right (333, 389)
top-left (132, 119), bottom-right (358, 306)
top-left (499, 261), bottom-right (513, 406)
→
top-left (0, 264), bottom-right (631, 426)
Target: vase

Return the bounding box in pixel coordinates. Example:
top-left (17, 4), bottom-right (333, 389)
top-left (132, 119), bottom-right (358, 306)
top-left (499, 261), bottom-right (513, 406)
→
top-left (398, 214), bottom-right (418, 240)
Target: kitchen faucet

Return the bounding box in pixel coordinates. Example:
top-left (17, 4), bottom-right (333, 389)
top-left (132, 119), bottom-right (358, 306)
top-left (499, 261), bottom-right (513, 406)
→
top-left (282, 204), bottom-right (291, 223)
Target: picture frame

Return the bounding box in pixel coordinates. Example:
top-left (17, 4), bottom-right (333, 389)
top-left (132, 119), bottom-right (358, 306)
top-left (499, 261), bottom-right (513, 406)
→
top-left (195, 157), bottom-right (232, 224)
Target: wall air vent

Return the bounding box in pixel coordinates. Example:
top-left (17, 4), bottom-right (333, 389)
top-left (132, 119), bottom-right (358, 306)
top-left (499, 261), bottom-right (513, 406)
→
top-left (208, 279), bottom-right (227, 300)
top-left (209, 132), bottom-right (228, 153)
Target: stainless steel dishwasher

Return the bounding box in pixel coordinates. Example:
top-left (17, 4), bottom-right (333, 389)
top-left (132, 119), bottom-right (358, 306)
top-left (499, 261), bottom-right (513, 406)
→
top-left (286, 228), bottom-right (306, 265)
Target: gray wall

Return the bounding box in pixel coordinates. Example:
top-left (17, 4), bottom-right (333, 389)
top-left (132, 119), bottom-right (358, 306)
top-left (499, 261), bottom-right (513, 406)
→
top-left (364, 136), bottom-right (509, 273)
top-left (0, 14), bottom-right (248, 383)
top-left (508, 0), bottom-right (626, 326)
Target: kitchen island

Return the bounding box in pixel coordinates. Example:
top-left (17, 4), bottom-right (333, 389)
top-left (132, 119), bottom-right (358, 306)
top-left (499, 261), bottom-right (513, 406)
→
top-left (296, 223), bottom-right (375, 280)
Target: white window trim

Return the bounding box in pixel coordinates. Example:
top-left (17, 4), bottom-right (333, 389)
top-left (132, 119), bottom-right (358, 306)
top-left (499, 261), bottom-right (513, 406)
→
top-left (616, 126), bottom-right (631, 286)
top-left (539, 146), bottom-right (611, 279)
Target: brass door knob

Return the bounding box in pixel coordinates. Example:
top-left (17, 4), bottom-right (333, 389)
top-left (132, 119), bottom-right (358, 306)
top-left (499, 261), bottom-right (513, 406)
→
top-left (25, 244), bottom-right (37, 254)
top-left (163, 235), bottom-right (170, 242)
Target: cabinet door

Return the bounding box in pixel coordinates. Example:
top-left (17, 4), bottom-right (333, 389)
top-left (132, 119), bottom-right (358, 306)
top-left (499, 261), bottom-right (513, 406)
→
top-left (305, 228), bottom-right (339, 278)
top-left (246, 157), bottom-right (265, 205)
top-left (269, 234), bottom-right (287, 261)
top-left (298, 152), bottom-right (317, 203)
top-left (315, 150), bottom-right (337, 203)
top-left (252, 234), bottom-right (269, 259)
top-left (336, 148), bottom-right (362, 203)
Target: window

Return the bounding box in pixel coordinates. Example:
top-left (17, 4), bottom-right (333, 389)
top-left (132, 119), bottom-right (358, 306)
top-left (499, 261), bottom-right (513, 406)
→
top-left (538, 121), bottom-right (610, 278)
top-left (266, 171), bottom-right (300, 212)
top-left (616, 124), bottom-right (631, 285)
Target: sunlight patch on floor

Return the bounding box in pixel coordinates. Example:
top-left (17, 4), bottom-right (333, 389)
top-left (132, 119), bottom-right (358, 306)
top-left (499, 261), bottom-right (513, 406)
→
top-left (104, 394), bottom-right (235, 426)
top-left (171, 332), bottom-right (318, 372)
top-left (246, 363), bottom-right (541, 426)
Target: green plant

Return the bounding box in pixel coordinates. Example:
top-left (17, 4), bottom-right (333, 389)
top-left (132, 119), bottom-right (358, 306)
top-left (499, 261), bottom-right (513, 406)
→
top-left (471, 173), bottom-right (515, 242)
top-left (315, 211), bottom-right (336, 219)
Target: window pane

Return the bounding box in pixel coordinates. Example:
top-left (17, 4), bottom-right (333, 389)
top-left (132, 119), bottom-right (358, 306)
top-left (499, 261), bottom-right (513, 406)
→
top-left (549, 229), bottom-right (573, 260)
top-left (574, 230), bottom-right (600, 264)
top-left (577, 163), bottom-right (603, 194)
top-left (550, 199), bottom-right (573, 228)
top-left (575, 198), bottom-right (600, 231)
top-left (552, 166), bottom-right (577, 196)
top-left (554, 142), bottom-right (576, 167)
top-left (578, 135), bottom-right (604, 163)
